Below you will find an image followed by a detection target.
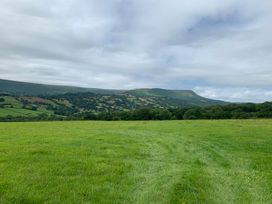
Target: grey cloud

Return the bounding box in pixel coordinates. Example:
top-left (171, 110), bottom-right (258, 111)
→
top-left (0, 0), bottom-right (272, 102)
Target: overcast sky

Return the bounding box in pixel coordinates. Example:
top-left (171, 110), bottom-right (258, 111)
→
top-left (0, 0), bottom-right (272, 102)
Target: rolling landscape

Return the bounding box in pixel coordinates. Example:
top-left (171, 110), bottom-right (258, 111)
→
top-left (0, 79), bottom-right (228, 119)
top-left (1, 0), bottom-right (272, 203)
top-left (1, 79), bottom-right (272, 122)
top-left (1, 79), bottom-right (272, 204)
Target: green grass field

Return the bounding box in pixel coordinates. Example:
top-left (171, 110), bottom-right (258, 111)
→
top-left (0, 95), bottom-right (53, 117)
top-left (0, 108), bottom-right (50, 117)
top-left (0, 120), bottom-right (272, 204)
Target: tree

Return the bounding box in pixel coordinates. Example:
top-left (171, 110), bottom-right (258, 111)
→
top-left (133, 109), bottom-right (152, 120)
top-left (183, 108), bottom-right (203, 120)
top-left (152, 109), bottom-right (172, 120)
top-left (206, 106), bottom-right (230, 119)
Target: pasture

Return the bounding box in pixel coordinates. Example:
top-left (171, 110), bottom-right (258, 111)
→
top-left (0, 120), bottom-right (272, 203)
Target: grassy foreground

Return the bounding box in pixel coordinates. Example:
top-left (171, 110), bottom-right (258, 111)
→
top-left (0, 120), bottom-right (272, 204)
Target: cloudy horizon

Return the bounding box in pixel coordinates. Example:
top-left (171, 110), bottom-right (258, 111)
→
top-left (1, 0), bottom-right (272, 102)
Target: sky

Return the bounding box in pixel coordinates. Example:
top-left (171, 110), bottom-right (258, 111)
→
top-left (0, 0), bottom-right (272, 102)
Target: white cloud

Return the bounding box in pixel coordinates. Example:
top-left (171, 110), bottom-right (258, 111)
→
top-left (0, 0), bottom-right (272, 102)
top-left (194, 86), bottom-right (272, 102)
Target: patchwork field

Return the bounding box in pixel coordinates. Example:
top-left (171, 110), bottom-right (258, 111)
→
top-left (0, 108), bottom-right (50, 117)
top-left (0, 120), bottom-right (272, 203)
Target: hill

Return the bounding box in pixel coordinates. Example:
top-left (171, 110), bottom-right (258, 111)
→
top-left (0, 79), bottom-right (122, 95)
top-left (0, 79), bottom-right (229, 118)
top-left (125, 88), bottom-right (226, 106)
top-left (0, 78), bottom-right (226, 104)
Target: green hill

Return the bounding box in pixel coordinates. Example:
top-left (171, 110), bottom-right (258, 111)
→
top-left (125, 88), bottom-right (227, 106)
top-left (125, 88), bottom-right (196, 98)
top-left (0, 79), bottom-right (229, 118)
top-left (0, 79), bottom-right (122, 95)
top-left (0, 79), bottom-right (227, 106)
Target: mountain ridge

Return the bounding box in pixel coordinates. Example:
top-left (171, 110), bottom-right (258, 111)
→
top-left (0, 78), bottom-right (228, 118)
top-left (0, 78), bottom-right (225, 100)
top-left (0, 78), bottom-right (123, 95)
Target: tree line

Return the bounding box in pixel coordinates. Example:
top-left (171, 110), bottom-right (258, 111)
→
top-left (81, 102), bottom-right (272, 120)
top-left (1, 102), bottom-right (272, 122)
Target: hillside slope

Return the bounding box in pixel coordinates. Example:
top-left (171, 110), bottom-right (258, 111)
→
top-left (0, 92), bottom-right (220, 117)
top-left (125, 88), bottom-right (227, 106)
top-left (0, 79), bottom-right (122, 95)
top-left (0, 79), bottom-right (227, 106)
top-left (0, 79), bottom-right (229, 118)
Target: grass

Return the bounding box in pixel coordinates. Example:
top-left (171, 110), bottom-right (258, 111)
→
top-left (0, 96), bottom-right (53, 117)
top-left (0, 108), bottom-right (50, 117)
top-left (2, 96), bottom-right (22, 108)
top-left (0, 120), bottom-right (272, 204)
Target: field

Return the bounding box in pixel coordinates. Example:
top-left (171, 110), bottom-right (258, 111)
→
top-left (0, 96), bottom-right (53, 117)
top-left (0, 120), bottom-right (272, 204)
top-left (0, 108), bottom-right (50, 117)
